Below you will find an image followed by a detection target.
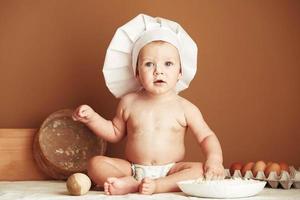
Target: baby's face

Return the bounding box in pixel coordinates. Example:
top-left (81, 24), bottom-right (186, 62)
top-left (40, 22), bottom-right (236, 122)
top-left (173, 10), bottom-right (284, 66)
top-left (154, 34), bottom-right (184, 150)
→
top-left (137, 41), bottom-right (181, 95)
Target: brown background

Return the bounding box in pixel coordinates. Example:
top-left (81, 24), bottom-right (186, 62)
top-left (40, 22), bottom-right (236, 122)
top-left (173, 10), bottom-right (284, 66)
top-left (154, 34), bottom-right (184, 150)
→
top-left (0, 0), bottom-right (299, 168)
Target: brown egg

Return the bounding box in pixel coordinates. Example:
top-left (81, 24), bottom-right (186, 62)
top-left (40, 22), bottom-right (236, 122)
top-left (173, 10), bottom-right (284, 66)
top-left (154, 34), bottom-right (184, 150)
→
top-left (266, 161), bottom-right (273, 167)
top-left (229, 162), bottom-right (243, 176)
top-left (252, 160), bottom-right (266, 177)
top-left (264, 162), bottom-right (281, 177)
top-left (279, 162), bottom-right (289, 173)
top-left (241, 162), bottom-right (255, 176)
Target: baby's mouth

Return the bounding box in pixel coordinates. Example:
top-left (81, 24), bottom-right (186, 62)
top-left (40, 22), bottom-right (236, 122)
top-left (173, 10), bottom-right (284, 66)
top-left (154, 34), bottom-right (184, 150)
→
top-left (154, 80), bottom-right (166, 84)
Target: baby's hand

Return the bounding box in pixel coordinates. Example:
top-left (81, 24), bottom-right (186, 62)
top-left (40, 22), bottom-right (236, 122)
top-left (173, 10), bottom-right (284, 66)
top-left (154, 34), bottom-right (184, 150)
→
top-left (72, 105), bottom-right (95, 124)
top-left (203, 159), bottom-right (225, 180)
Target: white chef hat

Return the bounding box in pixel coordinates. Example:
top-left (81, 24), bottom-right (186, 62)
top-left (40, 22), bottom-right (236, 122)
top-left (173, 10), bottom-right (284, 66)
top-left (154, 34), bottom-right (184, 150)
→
top-left (103, 14), bottom-right (198, 98)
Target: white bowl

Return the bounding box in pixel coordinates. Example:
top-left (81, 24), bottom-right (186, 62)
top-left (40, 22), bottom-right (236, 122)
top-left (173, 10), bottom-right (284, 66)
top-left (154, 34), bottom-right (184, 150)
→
top-left (177, 178), bottom-right (266, 198)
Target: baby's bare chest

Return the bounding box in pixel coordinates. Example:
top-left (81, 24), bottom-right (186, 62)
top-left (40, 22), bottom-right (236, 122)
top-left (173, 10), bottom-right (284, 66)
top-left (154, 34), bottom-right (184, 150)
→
top-left (127, 103), bottom-right (186, 132)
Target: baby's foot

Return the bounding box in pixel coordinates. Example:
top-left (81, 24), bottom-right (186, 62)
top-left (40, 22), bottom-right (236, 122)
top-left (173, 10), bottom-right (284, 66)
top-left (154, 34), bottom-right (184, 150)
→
top-left (139, 177), bottom-right (156, 195)
top-left (104, 177), bottom-right (139, 195)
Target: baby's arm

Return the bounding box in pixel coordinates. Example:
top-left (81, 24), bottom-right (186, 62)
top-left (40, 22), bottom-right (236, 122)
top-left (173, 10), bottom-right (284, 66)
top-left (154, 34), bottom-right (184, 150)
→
top-left (183, 100), bottom-right (224, 179)
top-left (72, 99), bottom-right (127, 143)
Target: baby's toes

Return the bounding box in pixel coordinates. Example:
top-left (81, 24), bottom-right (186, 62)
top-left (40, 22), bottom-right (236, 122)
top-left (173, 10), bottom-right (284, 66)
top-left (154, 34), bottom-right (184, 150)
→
top-left (104, 182), bottom-right (110, 195)
top-left (139, 182), bottom-right (144, 193)
top-left (139, 182), bottom-right (147, 193)
top-left (140, 185), bottom-right (149, 194)
top-left (139, 178), bottom-right (155, 195)
top-left (141, 188), bottom-right (150, 194)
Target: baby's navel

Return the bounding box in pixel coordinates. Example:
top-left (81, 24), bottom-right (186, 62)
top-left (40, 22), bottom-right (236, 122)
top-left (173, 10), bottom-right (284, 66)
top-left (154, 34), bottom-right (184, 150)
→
top-left (151, 161), bottom-right (157, 165)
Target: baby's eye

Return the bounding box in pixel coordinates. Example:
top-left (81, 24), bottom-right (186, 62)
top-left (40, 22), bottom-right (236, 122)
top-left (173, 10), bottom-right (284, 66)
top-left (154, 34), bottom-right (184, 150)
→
top-left (145, 62), bottom-right (154, 67)
top-left (165, 61), bottom-right (174, 67)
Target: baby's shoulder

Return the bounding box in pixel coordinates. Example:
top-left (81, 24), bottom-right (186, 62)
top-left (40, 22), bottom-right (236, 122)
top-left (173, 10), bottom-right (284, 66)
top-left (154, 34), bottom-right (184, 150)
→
top-left (177, 96), bottom-right (201, 114)
top-left (177, 96), bottom-right (197, 108)
top-left (119, 92), bottom-right (139, 106)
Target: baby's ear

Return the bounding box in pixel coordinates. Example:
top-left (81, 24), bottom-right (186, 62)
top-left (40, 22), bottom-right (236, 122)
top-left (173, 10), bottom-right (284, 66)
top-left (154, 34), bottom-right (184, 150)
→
top-left (135, 65), bottom-right (140, 77)
top-left (135, 69), bottom-right (141, 83)
top-left (177, 72), bottom-right (182, 81)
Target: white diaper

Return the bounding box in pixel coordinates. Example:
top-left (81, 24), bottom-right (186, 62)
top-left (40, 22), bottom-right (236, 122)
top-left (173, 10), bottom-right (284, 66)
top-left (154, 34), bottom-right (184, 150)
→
top-left (131, 163), bottom-right (175, 181)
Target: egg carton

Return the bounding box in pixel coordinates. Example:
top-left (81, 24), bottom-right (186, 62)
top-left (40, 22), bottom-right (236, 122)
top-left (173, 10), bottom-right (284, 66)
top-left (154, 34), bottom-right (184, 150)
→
top-left (225, 166), bottom-right (300, 189)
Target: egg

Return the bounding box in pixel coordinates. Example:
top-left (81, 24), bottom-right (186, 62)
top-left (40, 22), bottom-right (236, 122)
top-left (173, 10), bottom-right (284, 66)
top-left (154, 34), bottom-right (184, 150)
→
top-left (266, 161), bottom-right (273, 167)
top-left (279, 162), bottom-right (289, 173)
top-left (264, 162), bottom-right (281, 177)
top-left (252, 160), bottom-right (266, 177)
top-left (229, 162), bottom-right (243, 176)
top-left (241, 162), bottom-right (255, 176)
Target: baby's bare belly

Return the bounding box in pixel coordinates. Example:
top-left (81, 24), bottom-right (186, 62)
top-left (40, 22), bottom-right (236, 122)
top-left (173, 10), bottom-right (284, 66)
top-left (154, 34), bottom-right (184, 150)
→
top-left (124, 138), bottom-right (185, 165)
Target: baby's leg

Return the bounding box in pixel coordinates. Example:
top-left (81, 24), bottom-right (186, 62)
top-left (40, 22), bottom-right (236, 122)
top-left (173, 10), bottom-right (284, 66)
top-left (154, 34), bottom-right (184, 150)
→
top-left (139, 162), bottom-right (203, 194)
top-left (87, 156), bottom-right (140, 195)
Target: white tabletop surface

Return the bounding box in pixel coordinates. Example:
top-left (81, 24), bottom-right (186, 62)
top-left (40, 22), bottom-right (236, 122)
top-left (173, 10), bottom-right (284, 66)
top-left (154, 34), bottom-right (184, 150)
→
top-left (0, 181), bottom-right (300, 200)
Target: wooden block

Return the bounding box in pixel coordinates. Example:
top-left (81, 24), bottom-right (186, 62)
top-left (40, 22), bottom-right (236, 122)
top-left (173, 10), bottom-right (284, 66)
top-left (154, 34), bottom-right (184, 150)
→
top-left (0, 129), bottom-right (50, 180)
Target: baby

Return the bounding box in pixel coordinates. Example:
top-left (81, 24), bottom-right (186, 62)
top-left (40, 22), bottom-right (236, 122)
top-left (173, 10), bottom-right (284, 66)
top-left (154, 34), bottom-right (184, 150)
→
top-left (72, 14), bottom-right (224, 195)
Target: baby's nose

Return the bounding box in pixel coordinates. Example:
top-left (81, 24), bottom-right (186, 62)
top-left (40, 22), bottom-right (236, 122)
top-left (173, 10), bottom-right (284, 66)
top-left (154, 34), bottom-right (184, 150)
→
top-left (154, 65), bottom-right (163, 75)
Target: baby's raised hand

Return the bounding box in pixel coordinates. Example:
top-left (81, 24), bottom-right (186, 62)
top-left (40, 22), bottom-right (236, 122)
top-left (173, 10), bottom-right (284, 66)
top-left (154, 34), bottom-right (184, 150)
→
top-left (203, 160), bottom-right (225, 180)
top-left (72, 105), bottom-right (95, 124)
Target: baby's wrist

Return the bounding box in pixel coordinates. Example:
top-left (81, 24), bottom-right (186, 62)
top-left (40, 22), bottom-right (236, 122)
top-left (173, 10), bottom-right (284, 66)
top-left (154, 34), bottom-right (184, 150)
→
top-left (206, 154), bottom-right (223, 163)
top-left (85, 112), bottom-right (98, 124)
top-left (206, 156), bottom-right (223, 165)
